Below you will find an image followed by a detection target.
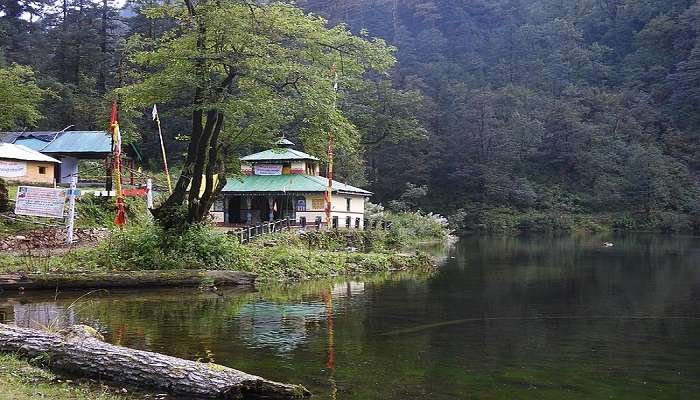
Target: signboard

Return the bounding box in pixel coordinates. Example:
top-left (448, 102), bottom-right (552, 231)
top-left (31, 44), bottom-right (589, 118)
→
top-left (0, 160), bottom-right (27, 178)
top-left (296, 199), bottom-right (306, 212)
top-left (122, 188), bottom-right (147, 197)
top-left (254, 164), bottom-right (283, 176)
top-left (14, 186), bottom-right (66, 218)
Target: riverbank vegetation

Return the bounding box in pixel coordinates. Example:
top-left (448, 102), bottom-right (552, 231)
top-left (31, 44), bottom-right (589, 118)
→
top-left (0, 216), bottom-right (442, 281)
top-left (0, 353), bottom-right (135, 400)
top-left (75, 223), bottom-right (437, 281)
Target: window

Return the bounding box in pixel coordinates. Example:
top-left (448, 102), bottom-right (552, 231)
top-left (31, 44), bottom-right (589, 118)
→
top-left (346, 198), bottom-right (352, 211)
top-left (38, 166), bottom-right (46, 175)
top-left (332, 216), bottom-right (339, 229)
top-left (296, 198), bottom-right (306, 212)
top-left (346, 216), bottom-right (351, 228)
top-left (312, 199), bottom-right (325, 210)
top-left (315, 216), bottom-right (322, 228)
top-left (355, 218), bottom-right (361, 229)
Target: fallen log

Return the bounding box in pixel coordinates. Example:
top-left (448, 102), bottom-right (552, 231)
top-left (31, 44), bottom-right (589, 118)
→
top-left (0, 270), bottom-right (256, 291)
top-left (0, 323), bottom-right (310, 399)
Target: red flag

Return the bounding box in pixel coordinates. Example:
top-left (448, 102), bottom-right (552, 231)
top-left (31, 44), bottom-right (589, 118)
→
top-left (110, 102), bottom-right (126, 227)
top-left (110, 102), bottom-right (118, 126)
top-left (114, 197), bottom-right (127, 226)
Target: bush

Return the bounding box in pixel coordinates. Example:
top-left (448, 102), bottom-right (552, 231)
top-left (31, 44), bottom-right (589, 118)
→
top-left (365, 202), bottom-right (450, 244)
top-left (0, 178), bottom-right (8, 212)
top-left (81, 222), bottom-right (250, 270)
top-left (76, 196), bottom-right (148, 228)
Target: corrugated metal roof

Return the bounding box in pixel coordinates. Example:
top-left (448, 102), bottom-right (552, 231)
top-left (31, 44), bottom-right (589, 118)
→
top-left (1, 131), bottom-right (112, 154)
top-left (0, 143), bottom-right (60, 163)
top-left (222, 174), bottom-right (372, 195)
top-left (41, 131), bottom-right (111, 154)
top-left (1, 131), bottom-right (57, 143)
top-left (275, 138), bottom-right (295, 147)
top-left (240, 148), bottom-right (319, 162)
top-left (14, 137), bottom-right (50, 151)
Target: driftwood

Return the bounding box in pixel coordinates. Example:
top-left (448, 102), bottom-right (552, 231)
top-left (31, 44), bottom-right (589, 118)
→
top-left (0, 270), bottom-right (256, 291)
top-left (0, 323), bottom-right (310, 399)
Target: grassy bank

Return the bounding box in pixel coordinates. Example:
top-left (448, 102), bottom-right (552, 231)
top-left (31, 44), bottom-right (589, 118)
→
top-left (0, 353), bottom-right (138, 400)
top-left (0, 223), bottom-right (441, 281)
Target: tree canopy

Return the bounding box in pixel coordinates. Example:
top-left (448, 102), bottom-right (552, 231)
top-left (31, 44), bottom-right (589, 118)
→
top-left (117, 0), bottom-right (395, 227)
top-left (1, 0), bottom-right (700, 232)
top-left (0, 65), bottom-right (45, 131)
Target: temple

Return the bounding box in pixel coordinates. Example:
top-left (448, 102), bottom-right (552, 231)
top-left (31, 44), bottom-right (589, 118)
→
top-left (214, 139), bottom-right (371, 229)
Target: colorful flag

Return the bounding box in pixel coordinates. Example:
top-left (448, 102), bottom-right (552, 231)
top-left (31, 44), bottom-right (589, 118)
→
top-left (110, 102), bottom-right (126, 227)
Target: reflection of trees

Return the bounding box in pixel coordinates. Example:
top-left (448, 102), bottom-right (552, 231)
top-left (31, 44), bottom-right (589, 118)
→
top-left (6, 237), bottom-right (698, 399)
top-left (412, 234), bottom-right (700, 398)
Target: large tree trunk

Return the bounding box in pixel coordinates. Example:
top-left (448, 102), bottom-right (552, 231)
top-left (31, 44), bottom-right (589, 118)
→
top-left (0, 323), bottom-right (311, 399)
top-left (151, 1), bottom-right (234, 230)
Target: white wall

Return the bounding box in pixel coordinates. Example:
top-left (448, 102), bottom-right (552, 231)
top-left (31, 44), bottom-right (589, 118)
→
top-left (58, 156), bottom-right (78, 184)
top-left (296, 193), bottom-right (367, 228)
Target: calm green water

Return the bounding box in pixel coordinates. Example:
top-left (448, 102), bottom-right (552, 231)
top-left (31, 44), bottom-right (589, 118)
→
top-left (3, 234), bottom-right (700, 399)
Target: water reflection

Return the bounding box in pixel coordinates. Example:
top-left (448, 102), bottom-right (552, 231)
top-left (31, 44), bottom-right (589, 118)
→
top-left (2, 235), bottom-right (700, 399)
top-left (1, 301), bottom-right (76, 329)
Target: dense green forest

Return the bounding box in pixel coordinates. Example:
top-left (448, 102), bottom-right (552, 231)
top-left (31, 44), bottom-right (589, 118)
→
top-left (1, 0), bottom-right (700, 233)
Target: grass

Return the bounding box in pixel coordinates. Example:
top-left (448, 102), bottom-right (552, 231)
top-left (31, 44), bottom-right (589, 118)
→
top-left (0, 353), bottom-right (141, 400)
top-left (0, 227), bottom-right (438, 281)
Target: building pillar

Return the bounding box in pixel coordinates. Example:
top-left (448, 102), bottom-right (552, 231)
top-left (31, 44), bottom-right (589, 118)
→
top-left (245, 196), bottom-right (252, 225)
top-left (223, 195), bottom-right (229, 224)
top-left (268, 196), bottom-right (275, 222)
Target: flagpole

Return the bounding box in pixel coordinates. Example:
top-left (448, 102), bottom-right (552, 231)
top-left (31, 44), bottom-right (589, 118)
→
top-left (153, 105), bottom-right (173, 194)
top-left (110, 102), bottom-right (127, 227)
top-left (325, 65), bottom-right (339, 230)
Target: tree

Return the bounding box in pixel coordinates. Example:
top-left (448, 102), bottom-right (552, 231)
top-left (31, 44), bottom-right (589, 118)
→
top-left (119, 0), bottom-right (395, 229)
top-left (0, 178), bottom-right (9, 213)
top-left (0, 64), bottom-right (46, 130)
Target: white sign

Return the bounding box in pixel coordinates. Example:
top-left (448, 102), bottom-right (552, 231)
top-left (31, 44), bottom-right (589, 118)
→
top-left (0, 160), bottom-right (27, 178)
top-left (15, 186), bottom-right (66, 218)
top-left (254, 164), bottom-right (283, 176)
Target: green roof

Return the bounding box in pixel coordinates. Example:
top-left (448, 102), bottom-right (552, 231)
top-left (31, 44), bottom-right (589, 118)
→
top-left (222, 174), bottom-right (372, 196)
top-left (275, 138), bottom-right (295, 147)
top-left (41, 131), bottom-right (111, 154)
top-left (240, 148), bottom-right (319, 162)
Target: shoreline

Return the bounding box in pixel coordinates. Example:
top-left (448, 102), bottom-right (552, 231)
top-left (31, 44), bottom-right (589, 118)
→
top-left (0, 251), bottom-right (437, 292)
top-left (0, 270), bottom-right (257, 291)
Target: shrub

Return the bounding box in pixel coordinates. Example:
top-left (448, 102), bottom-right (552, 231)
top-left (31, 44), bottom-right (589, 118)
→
top-left (0, 178), bottom-right (9, 212)
top-left (76, 196), bottom-right (148, 228)
top-left (82, 222), bottom-right (250, 270)
top-left (365, 202), bottom-right (450, 244)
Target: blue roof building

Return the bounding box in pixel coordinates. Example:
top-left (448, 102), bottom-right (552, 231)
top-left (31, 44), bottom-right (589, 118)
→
top-left (1, 130), bottom-right (113, 184)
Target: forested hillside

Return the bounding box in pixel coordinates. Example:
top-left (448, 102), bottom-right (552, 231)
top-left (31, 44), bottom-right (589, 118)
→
top-left (1, 0), bottom-right (699, 232)
top-left (300, 0), bottom-right (700, 232)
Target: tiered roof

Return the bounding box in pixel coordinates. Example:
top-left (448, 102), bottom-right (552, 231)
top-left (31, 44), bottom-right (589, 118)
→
top-left (223, 174), bottom-right (371, 196)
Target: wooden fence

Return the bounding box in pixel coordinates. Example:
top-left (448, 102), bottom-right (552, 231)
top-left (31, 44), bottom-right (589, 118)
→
top-left (228, 218), bottom-right (295, 244)
top-left (228, 218), bottom-right (392, 244)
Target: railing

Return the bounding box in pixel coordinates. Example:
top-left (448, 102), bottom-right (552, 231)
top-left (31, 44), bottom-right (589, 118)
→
top-left (228, 218), bottom-right (295, 244)
top-left (228, 217), bottom-right (393, 244)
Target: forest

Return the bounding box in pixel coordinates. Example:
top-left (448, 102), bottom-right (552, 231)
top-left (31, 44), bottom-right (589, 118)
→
top-left (1, 0), bottom-right (699, 233)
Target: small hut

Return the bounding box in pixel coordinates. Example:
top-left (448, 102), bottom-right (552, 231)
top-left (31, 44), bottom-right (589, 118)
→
top-left (0, 143), bottom-right (61, 185)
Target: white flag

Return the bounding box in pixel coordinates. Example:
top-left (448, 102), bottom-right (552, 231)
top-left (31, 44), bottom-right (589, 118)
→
top-left (152, 104), bottom-right (159, 121)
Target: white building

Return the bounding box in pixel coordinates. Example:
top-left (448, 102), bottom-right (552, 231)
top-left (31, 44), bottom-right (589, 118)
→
top-left (214, 139), bottom-right (371, 228)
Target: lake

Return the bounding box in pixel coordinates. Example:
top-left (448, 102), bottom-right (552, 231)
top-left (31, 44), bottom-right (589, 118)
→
top-left (2, 234), bottom-right (700, 399)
